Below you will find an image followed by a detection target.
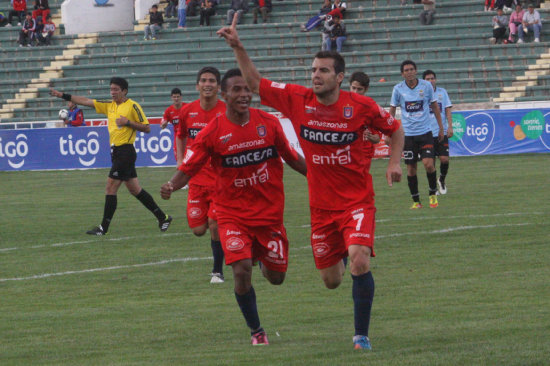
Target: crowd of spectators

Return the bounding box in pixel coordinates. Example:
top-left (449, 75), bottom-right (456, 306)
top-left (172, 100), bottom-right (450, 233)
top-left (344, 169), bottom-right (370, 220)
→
top-left (488, 3), bottom-right (542, 44)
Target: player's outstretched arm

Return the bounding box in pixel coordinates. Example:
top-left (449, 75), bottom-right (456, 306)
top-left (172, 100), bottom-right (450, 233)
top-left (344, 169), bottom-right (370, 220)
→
top-left (286, 154), bottom-right (308, 177)
top-left (386, 125), bottom-right (404, 187)
top-left (160, 170), bottom-right (191, 199)
top-left (49, 88), bottom-right (95, 108)
top-left (216, 13), bottom-right (261, 94)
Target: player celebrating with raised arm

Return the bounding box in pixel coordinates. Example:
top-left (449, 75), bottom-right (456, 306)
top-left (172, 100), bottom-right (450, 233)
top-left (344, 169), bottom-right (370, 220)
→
top-left (176, 67), bottom-right (227, 283)
top-left (422, 70), bottom-right (453, 195)
top-left (389, 60), bottom-right (444, 209)
top-left (160, 69), bottom-right (307, 345)
top-left (217, 16), bottom-right (404, 350)
top-left (50, 78), bottom-right (172, 235)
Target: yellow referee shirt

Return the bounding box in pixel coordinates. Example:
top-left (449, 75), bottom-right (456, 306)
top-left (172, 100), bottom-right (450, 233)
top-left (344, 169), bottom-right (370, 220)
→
top-left (94, 98), bottom-right (149, 146)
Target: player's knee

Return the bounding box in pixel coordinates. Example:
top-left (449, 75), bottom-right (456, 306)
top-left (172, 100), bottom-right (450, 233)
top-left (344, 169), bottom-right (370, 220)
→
top-left (191, 224), bottom-right (208, 237)
top-left (323, 277), bottom-right (342, 289)
top-left (265, 271), bottom-right (285, 285)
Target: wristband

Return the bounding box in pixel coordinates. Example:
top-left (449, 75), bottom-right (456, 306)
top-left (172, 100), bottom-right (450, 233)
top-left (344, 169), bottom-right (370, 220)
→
top-left (126, 120), bottom-right (131, 127)
top-left (62, 93), bottom-right (72, 101)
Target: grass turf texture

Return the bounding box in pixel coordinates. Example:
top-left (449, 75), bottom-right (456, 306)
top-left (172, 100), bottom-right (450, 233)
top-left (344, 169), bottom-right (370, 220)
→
top-left (1, 154), bottom-right (549, 365)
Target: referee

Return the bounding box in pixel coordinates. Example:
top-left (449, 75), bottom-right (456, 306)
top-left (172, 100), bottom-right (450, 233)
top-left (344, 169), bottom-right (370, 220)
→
top-left (50, 77), bottom-right (172, 235)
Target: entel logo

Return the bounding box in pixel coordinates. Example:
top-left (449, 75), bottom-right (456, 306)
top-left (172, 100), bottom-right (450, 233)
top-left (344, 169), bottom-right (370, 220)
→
top-left (135, 129), bottom-right (173, 165)
top-left (0, 133), bottom-right (28, 169)
top-left (59, 131), bottom-right (100, 167)
top-left (467, 122), bottom-right (490, 142)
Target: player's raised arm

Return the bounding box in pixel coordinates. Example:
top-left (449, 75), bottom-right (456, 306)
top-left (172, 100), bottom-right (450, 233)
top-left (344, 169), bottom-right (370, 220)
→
top-left (49, 88), bottom-right (95, 108)
top-left (386, 125), bottom-right (404, 187)
top-left (217, 13), bottom-right (261, 94)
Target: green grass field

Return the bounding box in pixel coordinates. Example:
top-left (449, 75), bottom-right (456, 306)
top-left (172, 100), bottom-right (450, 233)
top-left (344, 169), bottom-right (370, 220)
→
top-left (1, 154), bottom-right (549, 366)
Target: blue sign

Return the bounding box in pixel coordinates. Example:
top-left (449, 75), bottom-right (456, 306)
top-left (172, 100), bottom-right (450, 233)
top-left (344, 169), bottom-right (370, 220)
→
top-left (449, 109), bottom-right (550, 156)
top-left (95, 0), bottom-right (109, 5)
top-left (0, 125), bottom-right (176, 171)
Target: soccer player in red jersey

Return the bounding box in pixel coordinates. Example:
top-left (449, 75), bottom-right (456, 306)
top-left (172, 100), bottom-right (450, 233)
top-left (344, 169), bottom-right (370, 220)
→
top-left (161, 88), bottom-right (186, 162)
top-left (161, 69), bottom-right (307, 345)
top-left (176, 67), bottom-right (227, 283)
top-left (218, 16), bottom-right (404, 350)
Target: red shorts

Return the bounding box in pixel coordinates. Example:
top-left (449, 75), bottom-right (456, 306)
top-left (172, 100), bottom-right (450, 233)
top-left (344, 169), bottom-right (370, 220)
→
top-left (186, 184), bottom-right (216, 228)
top-left (310, 205), bottom-right (376, 269)
top-left (218, 221), bottom-right (289, 273)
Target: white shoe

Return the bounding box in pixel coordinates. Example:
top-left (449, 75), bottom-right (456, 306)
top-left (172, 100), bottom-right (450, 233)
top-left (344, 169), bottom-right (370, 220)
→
top-left (17, 22), bottom-right (21, 26)
top-left (6, 23), bottom-right (12, 27)
top-left (437, 179), bottom-right (447, 195)
top-left (517, 38), bottom-right (524, 43)
top-left (489, 37), bottom-right (496, 44)
top-left (210, 273), bottom-right (224, 284)
top-left (535, 38), bottom-right (540, 43)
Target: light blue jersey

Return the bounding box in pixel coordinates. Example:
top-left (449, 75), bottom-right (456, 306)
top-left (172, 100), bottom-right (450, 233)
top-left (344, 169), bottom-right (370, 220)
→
top-left (390, 79), bottom-right (435, 136)
top-left (428, 86), bottom-right (452, 135)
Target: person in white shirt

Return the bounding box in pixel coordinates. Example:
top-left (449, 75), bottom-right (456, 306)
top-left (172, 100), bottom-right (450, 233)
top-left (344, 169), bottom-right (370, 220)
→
top-left (518, 3), bottom-right (542, 43)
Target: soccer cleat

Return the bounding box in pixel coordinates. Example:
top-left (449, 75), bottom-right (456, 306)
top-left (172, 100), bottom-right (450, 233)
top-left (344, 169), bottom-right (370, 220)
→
top-left (410, 202), bottom-right (423, 209)
top-left (353, 335), bottom-right (372, 350)
top-left (251, 331), bottom-right (269, 346)
top-left (429, 195), bottom-right (439, 208)
top-left (438, 178), bottom-right (447, 195)
top-left (158, 215), bottom-right (172, 232)
top-left (86, 225), bottom-right (106, 236)
top-left (210, 273), bottom-right (225, 284)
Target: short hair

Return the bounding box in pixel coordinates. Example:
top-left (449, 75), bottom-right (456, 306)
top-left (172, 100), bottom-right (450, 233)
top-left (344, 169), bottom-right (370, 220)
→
top-left (349, 71), bottom-right (370, 89)
top-left (27, 12), bottom-right (32, 16)
top-left (314, 51), bottom-right (346, 75)
top-left (152, 4), bottom-right (158, 8)
top-left (422, 69), bottom-right (436, 79)
top-left (400, 60), bottom-right (417, 73)
top-left (171, 87), bottom-right (182, 95)
top-left (110, 77), bottom-right (129, 91)
top-left (196, 66), bottom-right (221, 84)
top-left (221, 68), bottom-right (243, 92)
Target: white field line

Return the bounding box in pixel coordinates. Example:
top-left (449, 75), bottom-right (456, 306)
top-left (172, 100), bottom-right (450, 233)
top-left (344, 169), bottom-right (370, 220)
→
top-left (0, 257), bottom-right (212, 282)
top-left (0, 222), bottom-right (531, 282)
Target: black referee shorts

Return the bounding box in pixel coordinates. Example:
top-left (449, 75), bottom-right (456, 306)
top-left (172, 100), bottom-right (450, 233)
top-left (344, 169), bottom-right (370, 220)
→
top-left (403, 131), bottom-right (435, 165)
top-left (109, 144), bottom-right (137, 181)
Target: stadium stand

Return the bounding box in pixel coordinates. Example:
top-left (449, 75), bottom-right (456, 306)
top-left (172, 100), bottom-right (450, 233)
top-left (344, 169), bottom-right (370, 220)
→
top-left (1, 0), bottom-right (550, 123)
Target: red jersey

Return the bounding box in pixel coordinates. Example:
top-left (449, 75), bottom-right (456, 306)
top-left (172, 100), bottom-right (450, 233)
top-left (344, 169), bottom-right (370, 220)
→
top-left (179, 108), bottom-right (299, 226)
top-left (177, 99), bottom-right (225, 187)
top-left (163, 103), bottom-right (186, 135)
top-left (259, 78), bottom-right (400, 210)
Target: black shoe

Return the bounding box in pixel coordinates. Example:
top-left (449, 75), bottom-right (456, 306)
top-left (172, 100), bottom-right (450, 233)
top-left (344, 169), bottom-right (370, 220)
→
top-left (159, 215), bottom-right (172, 232)
top-left (86, 225), bottom-right (106, 236)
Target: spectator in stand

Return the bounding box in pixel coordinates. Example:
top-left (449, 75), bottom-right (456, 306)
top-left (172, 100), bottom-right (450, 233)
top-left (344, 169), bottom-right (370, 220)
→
top-left (252, 0), bottom-right (272, 24)
top-left (328, 0), bottom-right (347, 19)
top-left (420, 0), bottom-right (436, 25)
top-left (485, 0), bottom-right (495, 11)
top-left (18, 12), bottom-right (35, 47)
top-left (518, 3), bottom-right (542, 43)
top-left (32, 0), bottom-right (49, 21)
top-left (301, 0), bottom-right (332, 32)
top-left (33, 15), bottom-right (43, 44)
top-left (144, 4), bottom-right (164, 40)
top-left (495, 0), bottom-right (517, 13)
top-left (7, 0), bottom-right (27, 27)
top-left (0, 12), bottom-right (7, 27)
top-left (36, 14), bottom-right (54, 45)
top-left (187, 0), bottom-right (199, 17)
top-left (490, 8), bottom-right (508, 44)
top-left (62, 101), bottom-right (85, 127)
top-left (226, 0), bottom-right (249, 25)
top-left (508, 3), bottom-right (524, 43)
top-left (165, 0), bottom-right (178, 18)
top-left (199, 0), bottom-right (216, 26)
top-left (323, 15), bottom-right (346, 52)
top-left (177, 0), bottom-right (187, 28)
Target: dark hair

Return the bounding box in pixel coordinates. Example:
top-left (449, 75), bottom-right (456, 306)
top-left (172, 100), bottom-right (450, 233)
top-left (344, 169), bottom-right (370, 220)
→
top-left (400, 60), bottom-right (417, 73)
top-left (422, 69), bottom-right (436, 79)
top-left (110, 77), bottom-right (129, 91)
top-left (349, 71), bottom-right (370, 89)
top-left (314, 51), bottom-right (346, 75)
top-left (221, 68), bottom-right (243, 92)
top-left (196, 66), bottom-right (221, 84)
top-left (171, 87), bottom-right (182, 95)
top-left (152, 4), bottom-right (158, 8)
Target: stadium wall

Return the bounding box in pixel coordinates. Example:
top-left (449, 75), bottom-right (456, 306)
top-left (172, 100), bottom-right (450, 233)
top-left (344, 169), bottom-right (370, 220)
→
top-left (1, 109), bottom-right (550, 171)
top-left (62, 0), bottom-right (135, 35)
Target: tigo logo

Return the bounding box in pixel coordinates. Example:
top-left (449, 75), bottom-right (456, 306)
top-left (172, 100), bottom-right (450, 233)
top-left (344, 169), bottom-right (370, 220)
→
top-left (0, 133), bottom-right (28, 169)
top-left (59, 131), bottom-right (100, 167)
